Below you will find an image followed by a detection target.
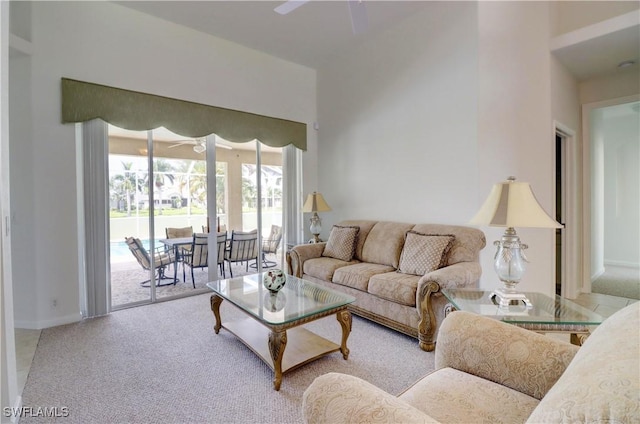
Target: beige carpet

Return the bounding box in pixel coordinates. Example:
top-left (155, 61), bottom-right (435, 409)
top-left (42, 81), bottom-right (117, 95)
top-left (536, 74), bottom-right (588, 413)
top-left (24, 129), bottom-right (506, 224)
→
top-left (592, 266), bottom-right (640, 300)
top-left (20, 293), bottom-right (435, 423)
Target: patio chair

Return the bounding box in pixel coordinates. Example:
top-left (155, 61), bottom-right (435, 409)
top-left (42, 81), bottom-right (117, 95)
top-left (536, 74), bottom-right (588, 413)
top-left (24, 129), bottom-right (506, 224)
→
top-left (217, 231), bottom-right (227, 278)
top-left (250, 225), bottom-right (282, 269)
top-left (183, 233), bottom-right (208, 288)
top-left (225, 229), bottom-right (258, 278)
top-left (165, 226), bottom-right (194, 263)
top-left (125, 237), bottom-right (177, 287)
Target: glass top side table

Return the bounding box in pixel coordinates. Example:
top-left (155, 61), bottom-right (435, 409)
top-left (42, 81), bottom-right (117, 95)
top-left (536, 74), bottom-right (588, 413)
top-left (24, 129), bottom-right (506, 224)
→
top-left (441, 288), bottom-right (604, 345)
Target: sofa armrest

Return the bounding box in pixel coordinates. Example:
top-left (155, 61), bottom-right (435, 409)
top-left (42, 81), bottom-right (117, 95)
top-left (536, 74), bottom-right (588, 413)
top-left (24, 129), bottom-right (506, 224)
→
top-left (419, 261), bottom-right (482, 291)
top-left (436, 310), bottom-right (579, 400)
top-left (302, 373), bottom-right (440, 424)
top-left (287, 243), bottom-right (326, 277)
top-left (414, 262), bottom-right (481, 351)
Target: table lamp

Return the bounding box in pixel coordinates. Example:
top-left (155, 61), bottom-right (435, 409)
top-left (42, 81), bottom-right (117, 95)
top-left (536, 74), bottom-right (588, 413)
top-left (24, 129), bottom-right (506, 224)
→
top-left (469, 176), bottom-right (563, 307)
top-left (302, 192), bottom-right (332, 243)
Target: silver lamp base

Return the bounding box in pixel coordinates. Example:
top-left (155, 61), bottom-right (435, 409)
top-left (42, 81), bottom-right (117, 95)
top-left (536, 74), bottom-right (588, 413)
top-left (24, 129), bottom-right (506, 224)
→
top-left (490, 287), bottom-right (533, 308)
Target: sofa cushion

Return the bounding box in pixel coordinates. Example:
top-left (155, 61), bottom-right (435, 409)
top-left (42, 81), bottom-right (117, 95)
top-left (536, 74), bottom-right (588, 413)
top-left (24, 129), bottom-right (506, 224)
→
top-left (368, 272), bottom-right (421, 307)
top-left (303, 257), bottom-right (356, 282)
top-left (412, 224), bottom-right (486, 266)
top-left (322, 225), bottom-right (359, 262)
top-left (333, 263), bottom-right (396, 292)
top-left (337, 220), bottom-right (378, 261)
top-left (527, 302), bottom-right (640, 423)
top-left (400, 367), bottom-right (539, 424)
top-left (361, 221), bottom-right (415, 268)
top-left (398, 232), bottom-right (455, 276)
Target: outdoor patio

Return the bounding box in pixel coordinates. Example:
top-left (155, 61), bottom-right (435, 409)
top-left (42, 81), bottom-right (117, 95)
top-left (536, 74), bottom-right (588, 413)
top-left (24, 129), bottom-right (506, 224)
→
top-left (110, 252), bottom-right (284, 307)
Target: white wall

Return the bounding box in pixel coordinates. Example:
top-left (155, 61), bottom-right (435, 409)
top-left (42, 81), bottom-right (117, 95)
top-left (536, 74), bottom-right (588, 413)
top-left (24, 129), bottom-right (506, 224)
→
top-left (580, 67), bottom-right (640, 104)
top-left (477, 2), bottom-right (556, 295)
top-left (603, 111), bottom-right (640, 267)
top-left (317, 2), bottom-right (479, 228)
top-left (550, 0), bottom-right (640, 36)
top-left (11, 1), bottom-right (317, 328)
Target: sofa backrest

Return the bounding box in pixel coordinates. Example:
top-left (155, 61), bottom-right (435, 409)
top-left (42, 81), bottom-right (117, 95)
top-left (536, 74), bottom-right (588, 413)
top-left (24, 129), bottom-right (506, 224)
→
top-left (411, 224), bottom-right (486, 266)
top-left (337, 220), bottom-right (486, 269)
top-left (337, 220), bottom-right (378, 261)
top-left (526, 301), bottom-right (639, 423)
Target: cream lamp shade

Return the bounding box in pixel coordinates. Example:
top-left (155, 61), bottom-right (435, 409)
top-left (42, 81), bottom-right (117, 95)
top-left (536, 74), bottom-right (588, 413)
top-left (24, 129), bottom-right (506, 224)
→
top-left (470, 178), bottom-right (563, 229)
top-left (302, 192), bottom-right (332, 213)
top-left (469, 177), bottom-right (562, 308)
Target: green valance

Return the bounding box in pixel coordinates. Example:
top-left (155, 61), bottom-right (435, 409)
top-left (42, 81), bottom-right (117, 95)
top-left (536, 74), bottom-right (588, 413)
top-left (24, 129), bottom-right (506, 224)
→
top-left (61, 78), bottom-right (307, 151)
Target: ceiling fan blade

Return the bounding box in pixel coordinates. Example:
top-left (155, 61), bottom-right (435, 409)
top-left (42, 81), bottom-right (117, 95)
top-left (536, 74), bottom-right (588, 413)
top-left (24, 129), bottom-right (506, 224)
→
top-left (348, 0), bottom-right (368, 35)
top-left (167, 140), bottom-right (194, 149)
top-left (274, 0), bottom-right (310, 15)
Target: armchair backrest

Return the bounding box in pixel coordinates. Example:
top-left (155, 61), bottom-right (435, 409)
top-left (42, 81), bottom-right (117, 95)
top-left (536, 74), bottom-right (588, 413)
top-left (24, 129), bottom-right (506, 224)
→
top-left (166, 226), bottom-right (193, 239)
top-left (125, 237), bottom-right (151, 270)
top-left (216, 232), bottom-right (227, 265)
top-left (227, 230), bottom-right (258, 261)
top-left (188, 233), bottom-right (208, 267)
top-left (263, 225), bottom-right (282, 254)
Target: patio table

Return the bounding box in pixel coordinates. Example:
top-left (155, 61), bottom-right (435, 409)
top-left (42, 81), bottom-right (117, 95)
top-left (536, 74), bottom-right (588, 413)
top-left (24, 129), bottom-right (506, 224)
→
top-left (159, 237), bottom-right (193, 280)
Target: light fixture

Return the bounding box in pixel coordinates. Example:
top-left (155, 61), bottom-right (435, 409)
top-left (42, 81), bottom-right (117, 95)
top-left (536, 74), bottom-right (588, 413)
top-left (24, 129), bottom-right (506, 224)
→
top-left (302, 192), bottom-right (332, 243)
top-left (469, 176), bottom-right (563, 307)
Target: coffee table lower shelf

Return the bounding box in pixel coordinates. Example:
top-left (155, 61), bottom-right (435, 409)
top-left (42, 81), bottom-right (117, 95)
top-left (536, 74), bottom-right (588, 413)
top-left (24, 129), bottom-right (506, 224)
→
top-left (225, 317), bottom-right (341, 371)
top-left (220, 316), bottom-right (348, 390)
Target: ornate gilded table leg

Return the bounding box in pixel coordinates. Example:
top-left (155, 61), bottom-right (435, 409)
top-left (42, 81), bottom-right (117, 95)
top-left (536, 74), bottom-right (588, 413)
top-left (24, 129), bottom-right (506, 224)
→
top-left (210, 294), bottom-right (223, 334)
top-left (268, 330), bottom-right (287, 391)
top-left (571, 332), bottom-right (589, 346)
top-left (336, 310), bottom-right (352, 360)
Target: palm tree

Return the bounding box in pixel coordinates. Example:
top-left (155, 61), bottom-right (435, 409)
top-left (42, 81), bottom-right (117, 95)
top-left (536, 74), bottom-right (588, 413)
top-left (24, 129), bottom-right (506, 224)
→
top-left (109, 162), bottom-right (139, 216)
top-left (188, 161), bottom-right (207, 209)
top-left (143, 159), bottom-right (175, 215)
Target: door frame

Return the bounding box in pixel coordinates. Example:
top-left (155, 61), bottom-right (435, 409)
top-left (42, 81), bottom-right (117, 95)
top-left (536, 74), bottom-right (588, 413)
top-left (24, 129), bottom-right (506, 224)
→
top-left (553, 120), bottom-right (578, 298)
top-left (581, 94), bottom-right (640, 294)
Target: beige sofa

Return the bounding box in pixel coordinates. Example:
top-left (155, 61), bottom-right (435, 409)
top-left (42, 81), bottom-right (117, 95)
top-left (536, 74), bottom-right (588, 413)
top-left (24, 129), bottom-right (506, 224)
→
top-left (287, 220), bottom-right (486, 351)
top-left (303, 302), bottom-right (640, 423)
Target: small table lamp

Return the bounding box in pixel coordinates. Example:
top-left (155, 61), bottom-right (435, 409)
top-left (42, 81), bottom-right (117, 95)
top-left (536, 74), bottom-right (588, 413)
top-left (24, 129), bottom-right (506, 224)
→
top-left (469, 177), bottom-right (563, 307)
top-left (302, 192), bottom-right (332, 243)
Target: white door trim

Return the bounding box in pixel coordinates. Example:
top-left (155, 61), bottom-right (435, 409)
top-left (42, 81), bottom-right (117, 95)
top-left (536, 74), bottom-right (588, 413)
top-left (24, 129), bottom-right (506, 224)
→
top-left (554, 121), bottom-right (578, 298)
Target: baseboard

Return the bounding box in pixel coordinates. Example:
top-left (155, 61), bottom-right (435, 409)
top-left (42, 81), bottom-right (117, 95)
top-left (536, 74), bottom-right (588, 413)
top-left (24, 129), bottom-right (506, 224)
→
top-left (14, 313), bottom-right (82, 330)
top-left (604, 260), bottom-right (640, 269)
top-left (591, 267), bottom-right (605, 281)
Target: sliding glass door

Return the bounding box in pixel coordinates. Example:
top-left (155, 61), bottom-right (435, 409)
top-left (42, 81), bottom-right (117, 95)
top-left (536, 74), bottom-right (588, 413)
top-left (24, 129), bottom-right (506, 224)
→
top-left (86, 122), bottom-right (290, 313)
top-left (222, 140), bottom-right (285, 277)
top-left (108, 126), bottom-right (214, 308)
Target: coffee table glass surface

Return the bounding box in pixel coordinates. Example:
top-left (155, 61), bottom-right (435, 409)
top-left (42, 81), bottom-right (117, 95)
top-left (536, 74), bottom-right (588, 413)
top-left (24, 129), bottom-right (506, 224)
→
top-left (207, 273), bottom-right (355, 325)
top-left (441, 288), bottom-right (604, 326)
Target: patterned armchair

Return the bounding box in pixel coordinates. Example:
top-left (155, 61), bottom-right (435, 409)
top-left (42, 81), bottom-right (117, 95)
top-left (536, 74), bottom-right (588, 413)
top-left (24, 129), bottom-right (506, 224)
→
top-left (303, 302), bottom-right (639, 423)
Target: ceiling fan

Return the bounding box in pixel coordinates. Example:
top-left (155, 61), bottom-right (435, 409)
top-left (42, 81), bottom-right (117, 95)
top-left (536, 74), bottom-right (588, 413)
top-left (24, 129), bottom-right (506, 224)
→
top-left (168, 137), bottom-right (232, 153)
top-left (275, 0), bottom-right (368, 35)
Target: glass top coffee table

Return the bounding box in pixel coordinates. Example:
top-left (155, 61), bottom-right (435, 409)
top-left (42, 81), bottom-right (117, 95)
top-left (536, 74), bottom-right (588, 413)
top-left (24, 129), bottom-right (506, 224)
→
top-left (207, 273), bottom-right (355, 391)
top-left (441, 288), bottom-right (604, 345)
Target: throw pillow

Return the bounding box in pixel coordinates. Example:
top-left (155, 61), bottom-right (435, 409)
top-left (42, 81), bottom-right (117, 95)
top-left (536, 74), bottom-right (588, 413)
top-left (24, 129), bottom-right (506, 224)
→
top-left (322, 225), bottom-right (360, 262)
top-left (398, 231), bottom-right (455, 276)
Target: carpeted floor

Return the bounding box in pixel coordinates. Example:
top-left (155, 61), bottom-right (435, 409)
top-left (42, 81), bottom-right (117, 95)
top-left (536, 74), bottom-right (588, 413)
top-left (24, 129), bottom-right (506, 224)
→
top-left (592, 266), bottom-right (640, 300)
top-left (20, 293), bottom-right (435, 423)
